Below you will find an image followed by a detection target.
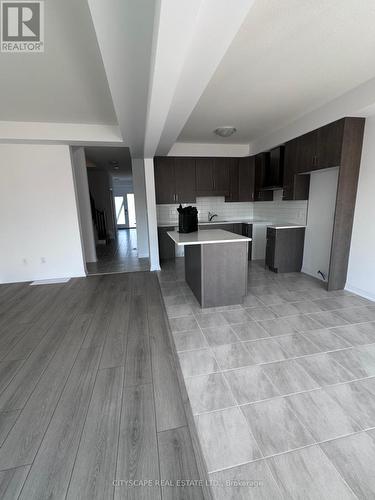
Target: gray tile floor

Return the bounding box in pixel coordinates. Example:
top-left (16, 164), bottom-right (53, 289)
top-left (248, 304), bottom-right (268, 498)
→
top-left (159, 258), bottom-right (375, 499)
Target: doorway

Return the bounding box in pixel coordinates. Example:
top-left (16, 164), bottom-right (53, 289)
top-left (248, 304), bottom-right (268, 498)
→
top-left (114, 193), bottom-right (136, 229)
top-left (74, 146), bottom-right (149, 275)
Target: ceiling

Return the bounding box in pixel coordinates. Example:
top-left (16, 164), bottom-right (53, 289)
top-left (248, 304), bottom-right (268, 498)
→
top-left (84, 146), bottom-right (132, 182)
top-left (0, 0), bottom-right (117, 125)
top-left (178, 0), bottom-right (375, 144)
top-left (3, 0), bottom-right (375, 154)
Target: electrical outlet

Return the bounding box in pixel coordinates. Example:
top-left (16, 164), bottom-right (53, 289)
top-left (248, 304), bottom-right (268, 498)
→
top-left (41, 257), bottom-right (46, 264)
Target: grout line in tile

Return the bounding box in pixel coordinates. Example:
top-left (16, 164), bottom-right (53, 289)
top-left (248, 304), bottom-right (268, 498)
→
top-left (208, 427), bottom-right (373, 477)
top-left (193, 315), bottom-right (267, 465)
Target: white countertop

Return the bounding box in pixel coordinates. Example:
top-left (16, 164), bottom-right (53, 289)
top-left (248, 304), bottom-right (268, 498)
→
top-left (267, 224), bottom-right (306, 229)
top-left (199, 219), bottom-right (270, 225)
top-left (167, 229), bottom-right (252, 246)
top-left (158, 219), bottom-right (271, 228)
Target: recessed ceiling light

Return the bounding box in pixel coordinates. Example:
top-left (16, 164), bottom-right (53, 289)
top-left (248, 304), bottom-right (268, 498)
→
top-left (214, 126), bottom-right (237, 138)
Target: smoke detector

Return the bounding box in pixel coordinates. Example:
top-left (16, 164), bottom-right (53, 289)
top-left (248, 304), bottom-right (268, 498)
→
top-left (214, 126), bottom-right (237, 138)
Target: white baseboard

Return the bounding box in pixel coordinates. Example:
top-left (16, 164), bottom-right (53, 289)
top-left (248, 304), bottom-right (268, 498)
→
top-left (30, 278), bottom-right (71, 285)
top-left (137, 252), bottom-right (149, 259)
top-left (345, 283), bottom-right (375, 302)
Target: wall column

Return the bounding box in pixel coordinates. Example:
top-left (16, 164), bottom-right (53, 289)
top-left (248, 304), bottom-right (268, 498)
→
top-left (71, 147), bottom-right (97, 263)
top-left (132, 158), bottom-right (150, 259)
top-left (144, 158), bottom-right (160, 271)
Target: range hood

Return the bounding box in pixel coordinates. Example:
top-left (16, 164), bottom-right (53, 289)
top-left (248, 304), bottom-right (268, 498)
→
top-left (262, 146), bottom-right (284, 190)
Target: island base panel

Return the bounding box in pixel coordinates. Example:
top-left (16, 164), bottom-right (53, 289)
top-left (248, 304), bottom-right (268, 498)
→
top-left (185, 242), bottom-right (248, 308)
top-left (184, 245), bottom-right (202, 304)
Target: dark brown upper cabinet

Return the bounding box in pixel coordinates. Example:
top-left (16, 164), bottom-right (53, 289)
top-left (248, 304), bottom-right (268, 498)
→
top-left (317, 120), bottom-right (345, 169)
top-left (294, 120), bottom-right (345, 174)
top-left (283, 138), bottom-right (297, 199)
top-left (225, 158), bottom-right (239, 202)
top-left (263, 146), bottom-right (284, 189)
top-left (283, 139), bottom-right (310, 201)
top-left (282, 120), bottom-right (345, 200)
top-left (154, 156), bottom-right (196, 204)
top-left (238, 156), bottom-right (255, 202)
top-left (254, 153), bottom-right (273, 201)
top-left (213, 158), bottom-right (230, 193)
top-left (174, 157), bottom-right (196, 204)
top-left (225, 157), bottom-right (255, 202)
top-left (296, 130), bottom-right (318, 172)
top-left (196, 157), bottom-right (230, 196)
top-left (195, 158), bottom-right (214, 194)
top-left (154, 156), bottom-right (175, 204)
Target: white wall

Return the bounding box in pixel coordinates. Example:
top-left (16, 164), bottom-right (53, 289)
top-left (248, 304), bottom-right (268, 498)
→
top-left (346, 117), bottom-right (375, 299)
top-left (0, 144), bottom-right (85, 283)
top-left (0, 120), bottom-right (122, 144)
top-left (302, 168), bottom-right (339, 281)
top-left (71, 147), bottom-right (97, 263)
top-left (132, 159), bottom-right (149, 259)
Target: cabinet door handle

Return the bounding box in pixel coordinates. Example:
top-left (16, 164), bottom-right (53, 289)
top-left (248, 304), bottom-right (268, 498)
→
top-left (175, 193), bottom-right (178, 202)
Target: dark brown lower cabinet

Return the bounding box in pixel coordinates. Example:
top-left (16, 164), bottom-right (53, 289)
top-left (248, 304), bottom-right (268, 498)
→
top-left (158, 227), bottom-right (175, 261)
top-left (232, 223), bottom-right (243, 235)
top-left (199, 224), bottom-right (235, 231)
top-left (241, 224), bottom-right (253, 260)
top-left (265, 227), bottom-right (305, 273)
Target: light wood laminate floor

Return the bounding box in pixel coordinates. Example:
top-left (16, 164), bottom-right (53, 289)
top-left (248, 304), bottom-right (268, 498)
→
top-left (86, 229), bottom-right (149, 275)
top-left (0, 272), bottom-right (209, 499)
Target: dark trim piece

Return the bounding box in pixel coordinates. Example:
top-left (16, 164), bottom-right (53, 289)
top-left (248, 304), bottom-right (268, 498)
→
top-left (328, 117), bottom-right (365, 291)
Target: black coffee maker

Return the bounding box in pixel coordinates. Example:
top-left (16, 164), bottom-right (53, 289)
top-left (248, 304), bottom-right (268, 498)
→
top-left (178, 205), bottom-right (198, 233)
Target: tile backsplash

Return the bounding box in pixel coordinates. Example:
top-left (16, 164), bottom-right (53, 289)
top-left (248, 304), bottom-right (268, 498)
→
top-left (156, 197), bottom-right (254, 225)
top-left (253, 190), bottom-right (308, 225)
top-left (156, 191), bottom-right (308, 226)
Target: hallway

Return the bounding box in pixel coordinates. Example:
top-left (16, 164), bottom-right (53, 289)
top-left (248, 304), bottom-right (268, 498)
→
top-left (86, 229), bottom-right (149, 275)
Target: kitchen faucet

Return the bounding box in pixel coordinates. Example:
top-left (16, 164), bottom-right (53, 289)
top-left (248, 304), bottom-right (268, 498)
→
top-left (208, 212), bottom-right (218, 222)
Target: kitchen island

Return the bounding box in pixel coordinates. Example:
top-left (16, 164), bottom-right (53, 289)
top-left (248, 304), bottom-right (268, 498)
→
top-left (167, 229), bottom-right (251, 308)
